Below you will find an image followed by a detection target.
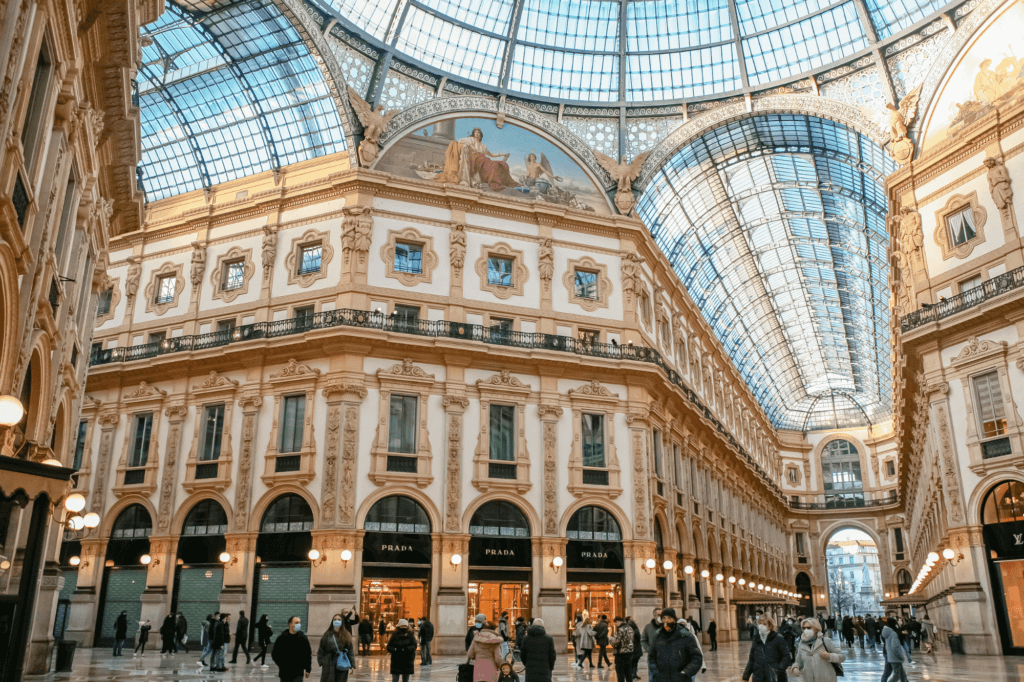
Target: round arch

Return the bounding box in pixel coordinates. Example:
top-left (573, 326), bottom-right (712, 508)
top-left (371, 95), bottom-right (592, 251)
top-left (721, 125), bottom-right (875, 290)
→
top-left (20, 335), bottom-right (51, 444)
top-left (652, 510), bottom-right (672, 551)
top-left (356, 485), bottom-right (441, 534)
top-left (813, 432), bottom-right (872, 495)
top-left (817, 521), bottom-right (883, 558)
top-left (51, 394), bottom-right (70, 464)
top-left (101, 495), bottom-right (158, 538)
top-left (171, 490), bottom-right (235, 536)
top-left (558, 497), bottom-right (632, 541)
top-left (707, 531), bottom-right (721, 564)
top-left (0, 240), bottom-right (19, 391)
top-left (248, 485), bottom-right (320, 533)
top-left (461, 492), bottom-right (540, 538)
top-left (967, 471), bottom-right (1024, 525)
top-left (675, 520), bottom-right (691, 556)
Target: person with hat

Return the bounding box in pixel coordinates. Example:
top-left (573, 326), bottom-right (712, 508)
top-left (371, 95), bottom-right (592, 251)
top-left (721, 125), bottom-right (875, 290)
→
top-left (466, 613), bottom-right (487, 650)
top-left (648, 608), bottom-right (703, 682)
top-left (386, 619), bottom-right (418, 682)
top-left (468, 621), bottom-right (505, 682)
top-left (519, 618), bottom-right (555, 682)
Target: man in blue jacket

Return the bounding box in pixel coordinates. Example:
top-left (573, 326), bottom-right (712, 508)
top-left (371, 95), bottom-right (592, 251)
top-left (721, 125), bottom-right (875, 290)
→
top-left (648, 609), bottom-right (703, 682)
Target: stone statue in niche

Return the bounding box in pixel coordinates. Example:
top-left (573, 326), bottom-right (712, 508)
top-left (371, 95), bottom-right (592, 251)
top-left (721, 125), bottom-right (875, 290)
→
top-left (594, 150), bottom-right (651, 214)
top-left (621, 252), bottom-right (644, 302)
top-left (538, 238), bottom-right (554, 287)
top-left (449, 223), bottom-right (466, 276)
top-left (985, 156), bottom-right (1015, 228)
top-left (189, 241), bottom-right (205, 287)
top-left (125, 257), bottom-right (141, 301)
top-left (262, 225), bottom-right (277, 279)
top-left (346, 85), bottom-right (400, 166)
top-left (896, 206), bottom-right (924, 273)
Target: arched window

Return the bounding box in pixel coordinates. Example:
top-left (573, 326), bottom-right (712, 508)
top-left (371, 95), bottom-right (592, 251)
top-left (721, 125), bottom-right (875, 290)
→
top-left (653, 518), bottom-right (664, 552)
top-left (364, 495), bottom-right (430, 533)
top-left (983, 480), bottom-right (1024, 525)
top-left (567, 506), bottom-right (621, 541)
top-left (261, 494), bottom-right (313, 533)
top-left (821, 439), bottom-right (863, 507)
top-left (469, 500), bottom-right (529, 537)
top-left (111, 505), bottom-right (152, 539)
top-left (182, 500), bottom-right (228, 535)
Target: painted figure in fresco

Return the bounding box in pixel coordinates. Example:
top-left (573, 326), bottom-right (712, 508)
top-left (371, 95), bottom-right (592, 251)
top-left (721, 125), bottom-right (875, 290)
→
top-left (523, 152), bottom-right (562, 189)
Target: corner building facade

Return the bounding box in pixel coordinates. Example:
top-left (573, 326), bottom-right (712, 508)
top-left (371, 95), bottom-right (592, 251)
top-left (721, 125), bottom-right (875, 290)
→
top-left (75, 164), bottom-right (797, 653)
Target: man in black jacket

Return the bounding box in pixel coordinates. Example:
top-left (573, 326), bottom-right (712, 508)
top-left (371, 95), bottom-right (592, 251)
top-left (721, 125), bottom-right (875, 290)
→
top-left (114, 611), bottom-right (129, 656)
top-left (418, 616), bottom-right (434, 665)
top-left (211, 613), bottom-right (231, 671)
top-left (272, 616), bottom-right (312, 682)
top-left (648, 609), bottom-right (703, 682)
top-left (358, 617), bottom-right (374, 655)
top-left (231, 610), bottom-right (250, 664)
top-left (518, 619), bottom-right (556, 682)
top-left (594, 615), bottom-right (611, 668)
top-left (175, 612), bottom-right (189, 653)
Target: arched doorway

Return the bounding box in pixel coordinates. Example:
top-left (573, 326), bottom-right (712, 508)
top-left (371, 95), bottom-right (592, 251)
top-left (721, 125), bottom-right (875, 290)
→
top-left (824, 529), bottom-right (882, 616)
top-left (467, 500), bottom-right (532, 628)
top-left (173, 500), bottom-right (229, 643)
top-left (96, 504), bottom-right (152, 646)
top-left (252, 494), bottom-right (314, 635)
top-left (981, 480), bottom-right (1024, 654)
top-left (360, 495), bottom-right (432, 646)
top-left (796, 572), bottom-right (813, 617)
top-left (565, 506), bottom-right (623, 642)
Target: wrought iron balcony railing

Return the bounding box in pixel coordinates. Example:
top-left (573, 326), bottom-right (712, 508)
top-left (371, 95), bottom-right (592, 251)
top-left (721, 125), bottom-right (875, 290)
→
top-left (788, 491), bottom-right (899, 511)
top-left (901, 265), bottom-right (1024, 332)
top-left (90, 309), bottom-right (782, 496)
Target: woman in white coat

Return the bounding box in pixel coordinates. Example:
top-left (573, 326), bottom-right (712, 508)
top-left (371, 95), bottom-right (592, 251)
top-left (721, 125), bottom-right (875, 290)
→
top-left (789, 618), bottom-right (846, 682)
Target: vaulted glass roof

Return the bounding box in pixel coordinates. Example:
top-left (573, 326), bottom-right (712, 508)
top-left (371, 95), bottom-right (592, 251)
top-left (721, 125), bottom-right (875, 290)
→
top-left (137, 0), bottom-right (346, 201)
top-left (330, 0), bottom-right (954, 103)
top-left (636, 115), bottom-right (896, 431)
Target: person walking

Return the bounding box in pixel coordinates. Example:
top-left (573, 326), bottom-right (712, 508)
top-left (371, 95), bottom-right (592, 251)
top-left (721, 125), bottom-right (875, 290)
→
top-left (212, 613), bottom-right (231, 671)
top-left (825, 616), bottom-right (836, 640)
top-left (418, 615), bottom-right (434, 665)
top-left (611, 617), bottom-right (635, 682)
top-left (318, 613), bottom-right (356, 682)
top-left (467, 613), bottom-right (487, 650)
top-left (573, 617), bottom-right (596, 669)
top-left (499, 612), bottom-right (511, 644)
top-left (231, 610), bottom-right (250, 664)
top-left (853, 617), bottom-right (865, 649)
top-left (788, 618), bottom-right (845, 682)
top-left (358, 617), bottom-right (374, 655)
top-left (341, 608), bottom-right (360, 638)
top-left (707, 619), bottom-right (717, 652)
top-left (134, 619), bottom-right (151, 655)
top-left (840, 617), bottom-right (854, 648)
top-left (176, 612), bottom-right (189, 653)
top-left (648, 608), bottom-right (702, 682)
top-left (864, 616), bottom-right (878, 651)
top-left (897, 620), bottom-right (913, 663)
top-left (742, 615), bottom-right (792, 682)
top-left (515, 617), bottom-right (527, 648)
top-left (272, 616), bottom-right (313, 682)
top-left (920, 613), bottom-right (934, 654)
top-left (468, 621), bottom-right (504, 682)
top-left (519, 618), bottom-right (556, 682)
top-left (386, 619), bottom-right (418, 682)
top-left (113, 611), bottom-right (129, 656)
top-left (379, 618), bottom-right (388, 646)
top-left (626, 616), bottom-right (643, 681)
top-left (200, 614), bottom-right (214, 666)
top-left (640, 608), bottom-right (661, 680)
top-left (160, 613), bottom-right (176, 654)
top-left (255, 615), bottom-right (273, 668)
top-left (880, 618), bottom-right (910, 682)
top-left (594, 614), bottom-right (611, 668)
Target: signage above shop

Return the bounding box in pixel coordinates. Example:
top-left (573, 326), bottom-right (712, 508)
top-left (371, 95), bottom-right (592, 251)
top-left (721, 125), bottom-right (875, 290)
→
top-left (469, 536), bottom-right (532, 568)
top-left (363, 532), bottom-right (432, 566)
top-left (566, 540), bottom-right (623, 571)
top-left (984, 520), bottom-right (1024, 560)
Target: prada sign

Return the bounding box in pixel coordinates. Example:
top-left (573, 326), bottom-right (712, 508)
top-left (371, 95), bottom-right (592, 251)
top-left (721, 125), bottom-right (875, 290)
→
top-left (362, 532), bottom-right (432, 565)
top-left (469, 537), bottom-right (532, 568)
top-left (983, 520), bottom-right (1024, 559)
top-left (566, 540), bottom-right (623, 570)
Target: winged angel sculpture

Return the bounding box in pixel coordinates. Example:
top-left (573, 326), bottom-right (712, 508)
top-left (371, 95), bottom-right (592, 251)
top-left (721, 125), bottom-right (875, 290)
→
top-left (884, 84), bottom-right (922, 166)
top-left (347, 85), bottom-right (400, 166)
top-left (593, 150), bottom-right (651, 214)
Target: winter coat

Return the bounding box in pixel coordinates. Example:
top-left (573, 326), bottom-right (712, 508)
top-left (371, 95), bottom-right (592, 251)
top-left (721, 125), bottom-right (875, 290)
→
top-left (853, 620), bottom-right (865, 637)
top-left (160, 616), bottom-right (175, 639)
top-left (419, 620), bottom-right (435, 644)
top-left (641, 619), bottom-right (660, 653)
top-left (468, 630), bottom-right (505, 682)
top-left (612, 624), bottom-right (635, 656)
top-left (115, 614), bottom-right (129, 639)
top-left (201, 620), bottom-right (211, 647)
top-left (515, 622), bottom-right (527, 644)
top-left (139, 624), bottom-right (151, 642)
top-left (213, 620), bottom-right (230, 648)
top-left (358, 620), bottom-right (373, 642)
top-left (864, 618), bottom-right (877, 638)
top-left (648, 624), bottom-right (703, 682)
top-left (176, 616), bottom-right (188, 638)
top-left (841, 619), bottom-right (854, 641)
top-left (629, 622), bottom-right (643, 661)
top-left (342, 612), bottom-right (359, 636)
top-left (237, 616), bottom-right (250, 644)
top-left (467, 625), bottom-right (483, 651)
top-left (594, 620), bottom-right (610, 646)
top-left (258, 619), bottom-right (273, 648)
top-left (499, 617), bottom-right (510, 641)
top-left (574, 622), bottom-right (595, 650)
top-left (793, 633), bottom-right (845, 682)
top-left (518, 625), bottom-right (556, 682)
top-left (881, 626), bottom-right (908, 664)
top-left (379, 621), bottom-right (387, 636)
top-left (386, 628), bottom-right (418, 676)
top-left (272, 630), bottom-right (313, 682)
top-left (317, 630), bottom-right (355, 682)
top-left (707, 622), bottom-right (717, 637)
top-left (742, 631), bottom-right (792, 682)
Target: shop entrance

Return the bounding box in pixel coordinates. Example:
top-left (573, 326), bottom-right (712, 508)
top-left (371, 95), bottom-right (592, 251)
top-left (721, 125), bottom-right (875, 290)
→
top-left (361, 579), bottom-right (429, 649)
top-left (565, 506), bottom-right (624, 648)
top-left (566, 582), bottom-right (623, 626)
top-left (982, 480), bottom-right (1024, 655)
top-left (468, 582), bottom-right (530, 626)
top-left (467, 500), bottom-right (533, 634)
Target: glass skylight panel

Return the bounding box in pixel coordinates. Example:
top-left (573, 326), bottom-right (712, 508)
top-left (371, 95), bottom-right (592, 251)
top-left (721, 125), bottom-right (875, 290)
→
top-left (866, 0), bottom-right (949, 39)
top-left (329, 0), bottom-right (399, 40)
top-left (626, 0), bottom-right (733, 51)
top-left (396, 6), bottom-right (504, 86)
top-left (626, 46), bottom-right (740, 101)
top-left (419, 0), bottom-right (515, 34)
top-left (510, 46), bottom-right (618, 100)
top-left (734, 0), bottom-right (838, 35)
top-left (517, 0), bottom-right (619, 52)
top-left (742, 3), bottom-right (868, 85)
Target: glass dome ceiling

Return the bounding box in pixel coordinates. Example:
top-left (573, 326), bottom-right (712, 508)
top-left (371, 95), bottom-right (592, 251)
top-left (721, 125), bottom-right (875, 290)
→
top-left (637, 114), bottom-right (895, 432)
top-left (329, 0), bottom-right (951, 102)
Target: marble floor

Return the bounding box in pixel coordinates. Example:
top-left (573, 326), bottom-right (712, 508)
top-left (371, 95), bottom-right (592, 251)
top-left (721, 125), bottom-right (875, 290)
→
top-left (25, 640), bottom-right (1024, 682)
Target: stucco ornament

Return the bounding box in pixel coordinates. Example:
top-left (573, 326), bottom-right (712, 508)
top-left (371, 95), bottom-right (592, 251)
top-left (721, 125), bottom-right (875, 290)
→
top-left (594, 150), bottom-right (651, 213)
top-left (189, 241), bottom-right (206, 287)
top-left (347, 85), bottom-right (400, 166)
top-left (621, 252), bottom-right (644, 302)
top-left (261, 225), bottom-right (277, 279)
top-left (896, 207), bottom-right (923, 263)
top-left (125, 257), bottom-right (142, 300)
top-left (449, 223), bottom-right (466, 275)
top-left (985, 157), bottom-right (1015, 228)
top-left (884, 84), bottom-right (922, 165)
top-left (538, 238), bottom-right (554, 288)
top-left (342, 206), bottom-right (373, 264)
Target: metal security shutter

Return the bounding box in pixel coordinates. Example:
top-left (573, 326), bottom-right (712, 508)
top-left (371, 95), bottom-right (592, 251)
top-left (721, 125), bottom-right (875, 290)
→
top-left (252, 566), bottom-right (309, 635)
top-left (174, 567), bottom-right (224, 643)
top-left (53, 570), bottom-right (78, 639)
top-left (98, 568), bottom-right (147, 647)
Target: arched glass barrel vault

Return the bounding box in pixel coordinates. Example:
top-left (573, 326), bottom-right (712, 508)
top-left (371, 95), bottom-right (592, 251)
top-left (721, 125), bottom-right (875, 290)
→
top-left (637, 114), bottom-right (896, 431)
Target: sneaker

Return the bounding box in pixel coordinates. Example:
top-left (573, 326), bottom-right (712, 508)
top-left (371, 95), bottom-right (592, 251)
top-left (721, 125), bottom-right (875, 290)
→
top-left (261, 665), bottom-right (269, 669)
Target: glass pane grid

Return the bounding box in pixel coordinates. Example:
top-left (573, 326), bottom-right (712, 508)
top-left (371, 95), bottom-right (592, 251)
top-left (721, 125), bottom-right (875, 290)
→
top-left (420, 0), bottom-right (515, 35)
top-left (329, 0), bottom-right (399, 40)
top-left (627, 0), bottom-right (733, 51)
top-left (518, 0), bottom-right (619, 52)
top-left (510, 45), bottom-right (619, 101)
top-left (395, 6), bottom-right (505, 86)
top-left (299, 244), bottom-right (323, 274)
top-left (866, 0), bottom-right (948, 38)
top-left (626, 45), bottom-right (740, 100)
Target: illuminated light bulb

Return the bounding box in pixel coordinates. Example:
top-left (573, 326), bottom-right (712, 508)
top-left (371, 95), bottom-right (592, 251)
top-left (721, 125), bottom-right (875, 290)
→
top-left (683, 565), bottom-right (694, 575)
top-left (68, 515), bottom-right (85, 531)
top-left (308, 549), bottom-right (321, 562)
top-left (663, 560), bottom-right (674, 571)
top-left (219, 552), bottom-right (231, 563)
top-left (942, 548), bottom-right (955, 561)
top-left (552, 557), bottom-right (564, 568)
top-left (0, 560), bottom-right (11, 570)
top-left (715, 573), bottom-right (724, 582)
top-left (729, 576), bottom-right (737, 584)
top-left (738, 578), bottom-right (746, 586)
top-left (83, 513), bottom-right (100, 529)
top-left (64, 494), bottom-right (86, 513)
top-left (69, 556), bottom-right (81, 566)
top-left (341, 550), bottom-right (353, 562)
top-left (758, 584), bottom-right (764, 591)
top-left (0, 396), bottom-right (25, 427)
top-left (140, 554), bottom-right (152, 565)
top-left (926, 551), bottom-right (939, 564)
top-left (451, 554), bottom-right (462, 565)
top-left (819, 594), bottom-right (826, 600)
top-left (700, 569), bottom-right (710, 579)
top-left (645, 558), bottom-right (656, 570)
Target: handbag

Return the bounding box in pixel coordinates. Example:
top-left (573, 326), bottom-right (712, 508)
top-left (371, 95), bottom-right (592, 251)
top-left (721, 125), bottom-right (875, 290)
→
top-left (182, 635), bottom-right (188, 644)
top-left (336, 649), bottom-right (352, 670)
top-left (820, 634), bottom-right (843, 677)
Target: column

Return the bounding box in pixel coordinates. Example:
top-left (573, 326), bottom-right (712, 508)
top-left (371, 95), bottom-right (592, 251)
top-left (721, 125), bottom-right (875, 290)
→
top-left (435, 534), bottom-right (469, 654)
top-left (308, 529), bottom-right (362, 628)
top-left (220, 533), bottom-right (257, 612)
top-left (625, 540), bottom-right (660, 625)
top-left (536, 537), bottom-right (569, 652)
top-left (65, 539), bottom-right (106, 646)
top-left (139, 536), bottom-right (177, 630)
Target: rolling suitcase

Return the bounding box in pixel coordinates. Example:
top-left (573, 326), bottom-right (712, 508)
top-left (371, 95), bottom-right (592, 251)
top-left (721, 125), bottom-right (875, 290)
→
top-left (458, 663), bottom-right (474, 682)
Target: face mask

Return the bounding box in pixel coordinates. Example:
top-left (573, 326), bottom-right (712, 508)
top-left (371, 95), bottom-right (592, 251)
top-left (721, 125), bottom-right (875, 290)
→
top-left (662, 621), bottom-right (676, 631)
top-left (475, 623), bottom-right (482, 629)
top-left (294, 623), bottom-right (302, 632)
top-left (802, 629), bottom-right (815, 640)
top-left (758, 624), bottom-right (769, 638)
top-left (333, 620), bottom-right (343, 628)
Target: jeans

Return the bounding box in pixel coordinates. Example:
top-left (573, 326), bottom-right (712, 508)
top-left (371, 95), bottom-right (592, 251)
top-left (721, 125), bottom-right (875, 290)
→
top-left (647, 655), bottom-right (655, 682)
top-left (113, 639), bottom-right (126, 656)
top-left (176, 635), bottom-right (188, 653)
top-left (232, 639), bottom-right (250, 663)
top-left (212, 646), bottom-right (226, 670)
top-left (881, 662), bottom-right (909, 682)
top-left (200, 642), bottom-right (211, 664)
top-left (420, 641), bottom-right (432, 665)
top-left (902, 641), bottom-right (912, 662)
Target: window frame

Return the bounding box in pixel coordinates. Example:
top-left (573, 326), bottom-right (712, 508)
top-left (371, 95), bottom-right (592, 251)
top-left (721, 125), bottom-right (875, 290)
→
top-left (200, 403), bottom-right (226, 461)
top-left (279, 394), bottom-right (307, 454)
top-left (129, 412), bottom-right (154, 469)
top-left (476, 242), bottom-right (528, 299)
top-left (221, 258), bottom-right (246, 291)
top-left (388, 393), bottom-right (419, 454)
top-left (155, 274), bottom-right (176, 305)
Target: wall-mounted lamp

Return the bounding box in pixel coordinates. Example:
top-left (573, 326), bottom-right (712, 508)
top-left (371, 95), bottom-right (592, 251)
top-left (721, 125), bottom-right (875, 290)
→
top-left (643, 558), bottom-right (657, 574)
top-left (308, 549), bottom-right (327, 566)
top-left (757, 584), bottom-right (764, 591)
top-left (0, 395), bottom-right (25, 427)
top-left (728, 576), bottom-right (737, 584)
top-left (105, 559), bottom-right (115, 567)
top-left (738, 578), bottom-right (746, 586)
top-left (232, 329), bottom-right (242, 341)
top-left (551, 557), bottom-right (563, 574)
top-left (141, 554), bottom-right (160, 567)
top-left (942, 546), bottom-right (964, 566)
top-left (219, 552), bottom-right (238, 566)
top-left (819, 593), bottom-right (826, 600)
top-left (683, 565), bottom-right (694, 575)
top-left (341, 549), bottom-right (353, 566)
top-left (663, 560), bottom-right (674, 571)
top-left (715, 573), bottom-right (724, 582)
top-left (451, 553), bottom-right (462, 566)
top-left (884, 592), bottom-right (891, 598)
top-left (700, 569), bottom-right (710, 579)
top-left (161, 339), bottom-right (171, 350)
top-left (0, 560), bottom-right (11, 571)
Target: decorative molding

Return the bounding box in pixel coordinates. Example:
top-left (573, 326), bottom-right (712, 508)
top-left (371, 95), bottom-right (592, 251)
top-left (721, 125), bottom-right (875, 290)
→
top-left (562, 255), bottom-right (613, 311)
top-left (209, 246), bottom-right (256, 303)
top-left (380, 226), bottom-right (439, 286)
top-left (475, 241), bottom-right (529, 300)
top-left (951, 336), bottom-right (1008, 366)
top-left (341, 206), bottom-right (374, 266)
top-left (123, 382), bottom-right (168, 401)
top-left (379, 358), bottom-right (435, 380)
top-left (543, 419), bottom-right (559, 535)
top-left (270, 358), bottom-right (322, 380)
top-left (445, 411), bottom-right (463, 533)
top-left (285, 228), bottom-right (334, 287)
top-left (933, 191), bottom-right (988, 260)
top-left (476, 369), bottom-right (530, 390)
top-left (143, 262), bottom-right (185, 316)
top-left (192, 371), bottom-right (240, 392)
top-left (568, 380), bottom-right (618, 400)
top-left (234, 393), bottom-right (262, 532)
top-left (94, 276), bottom-right (121, 327)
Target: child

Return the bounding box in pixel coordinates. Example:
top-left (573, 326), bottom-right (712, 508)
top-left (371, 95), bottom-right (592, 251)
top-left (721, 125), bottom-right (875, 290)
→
top-left (497, 661), bottom-right (520, 682)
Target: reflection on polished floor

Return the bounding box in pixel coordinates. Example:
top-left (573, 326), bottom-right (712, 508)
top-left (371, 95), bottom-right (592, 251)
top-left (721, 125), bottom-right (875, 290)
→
top-left (25, 641), bottom-right (1024, 682)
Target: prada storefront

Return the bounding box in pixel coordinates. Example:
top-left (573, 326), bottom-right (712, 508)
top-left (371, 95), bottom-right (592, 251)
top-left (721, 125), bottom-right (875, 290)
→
top-left (565, 506), bottom-right (624, 643)
top-left (361, 496), bottom-right (431, 642)
top-left (467, 501), bottom-right (532, 628)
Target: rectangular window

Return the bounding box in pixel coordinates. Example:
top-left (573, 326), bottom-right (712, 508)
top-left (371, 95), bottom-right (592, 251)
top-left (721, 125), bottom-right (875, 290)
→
top-left (280, 395), bottom-right (306, 453)
top-left (97, 288), bottom-right (113, 315)
top-left (222, 260), bottom-right (245, 290)
top-left (886, 460), bottom-right (896, 477)
top-left (216, 318), bottom-right (236, 333)
top-left (796, 532), bottom-right (806, 556)
top-left (21, 44), bottom-right (53, 172)
top-left (487, 256), bottom-right (513, 286)
top-left (946, 205), bottom-right (977, 246)
top-left (388, 395), bottom-right (418, 454)
top-left (959, 274), bottom-right (983, 293)
top-left (574, 269), bottom-right (598, 299)
top-left (129, 413), bottom-right (153, 468)
top-left (155, 275), bottom-right (176, 304)
top-left (55, 173), bottom-right (78, 274)
top-left (72, 420), bottom-right (88, 470)
top-left (294, 305), bottom-right (315, 321)
top-left (491, 318), bottom-right (513, 333)
top-left (394, 305), bottom-right (420, 327)
top-left (653, 428), bottom-right (663, 478)
top-left (578, 328), bottom-right (599, 344)
top-left (581, 413), bottom-right (605, 468)
top-left (394, 242), bottom-right (423, 273)
top-left (973, 370), bottom-right (1008, 439)
top-left (673, 445), bottom-right (682, 488)
top-left (91, 341), bottom-right (102, 359)
top-left (489, 404), bottom-right (515, 462)
top-left (298, 243), bottom-right (323, 274)
top-left (894, 527), bottom-right (904, 554)
top-left (200, 404), bottom-right (225, 461)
